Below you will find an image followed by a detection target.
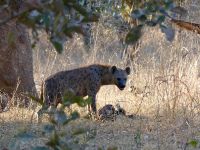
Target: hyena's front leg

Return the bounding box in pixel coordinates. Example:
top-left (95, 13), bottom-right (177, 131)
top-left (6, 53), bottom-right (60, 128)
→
top-left (88, 90), bottom-right (98, 119)
top-left (88, 93), bottom-right (97, 113)
top-left (91, 95), bottom-right (97, 114)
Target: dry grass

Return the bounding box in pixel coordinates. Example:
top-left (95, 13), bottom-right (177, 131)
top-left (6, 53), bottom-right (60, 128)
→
top-left (1, 0), bottom-right (200, 149)
top-left (1, 107), bottom-right (200, 150)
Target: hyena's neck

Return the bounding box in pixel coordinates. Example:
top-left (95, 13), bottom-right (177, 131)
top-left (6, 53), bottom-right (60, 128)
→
top-left (98, 65), bottom-right (115, 85)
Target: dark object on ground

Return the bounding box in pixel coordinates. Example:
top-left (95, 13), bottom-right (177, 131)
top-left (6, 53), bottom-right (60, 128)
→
top-left (98, 104), bottom-right (116, 121)
top-left (115, 103), bottom-right (126, 116)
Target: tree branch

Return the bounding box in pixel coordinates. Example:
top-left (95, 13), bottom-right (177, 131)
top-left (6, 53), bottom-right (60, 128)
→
top-left (0, 0), bottom-right (42, 26)
top-left (171, 18), bottom-right (200, 34)
top-left (0, 8), bottom-right (33, 26)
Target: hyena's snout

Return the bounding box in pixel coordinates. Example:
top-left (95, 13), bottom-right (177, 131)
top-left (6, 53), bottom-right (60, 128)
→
top-left (116, 78), bottom-right (127, 90)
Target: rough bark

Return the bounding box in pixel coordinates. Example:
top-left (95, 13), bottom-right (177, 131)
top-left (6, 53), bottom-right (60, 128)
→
top-left (0, 19), bottom-right (38, 108)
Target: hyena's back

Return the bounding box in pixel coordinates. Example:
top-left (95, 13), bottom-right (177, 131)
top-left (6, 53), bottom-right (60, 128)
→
top-left (43, 68), bottom-right (94, 105)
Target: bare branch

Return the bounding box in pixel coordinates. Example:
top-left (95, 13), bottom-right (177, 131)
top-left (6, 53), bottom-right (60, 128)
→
top-left (0, 0), bottom-right (42, 26)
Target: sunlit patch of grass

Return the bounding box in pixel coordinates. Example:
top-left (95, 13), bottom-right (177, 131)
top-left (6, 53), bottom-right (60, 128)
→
top-left (1, 0), bottom-right (200, 149)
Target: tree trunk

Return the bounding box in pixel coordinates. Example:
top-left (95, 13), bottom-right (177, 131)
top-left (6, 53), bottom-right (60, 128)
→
top-left (0, 18), bottom-right (38, 108)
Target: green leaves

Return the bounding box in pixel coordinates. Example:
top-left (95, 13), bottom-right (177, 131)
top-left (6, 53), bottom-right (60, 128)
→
top-left (51, 39), bottom-right (63, 54)
top-left (163, 0), bottom-right (174, 10)
top-left (132, 9), bottom-right (147, 22)
top-left (134, 129), bottom-right (142, 148)
top-left (122, 0), bottom-right (179, 44)
top-left (157, 15), bottom-right (166, 24)
top-left (160, 24), bottom-right (175, 42)
top-left (42, 90), bottom-right (92, 149)
top-left (188, 140), bottom-right (198, 148)
top-left (62, 90), bottom-right (92, 107)
top-left (8, 85), bottom-right (93, 150)
top-left (125, 25), bottom-right (143, 45)
top-left (82, 14), bottom-right (99, 22)
top-left (70, 111), bottom-right (80, 120)
top-left (2, 0), bottom-right (180, 50)
top-left (53, 110), bottom-right (68, 125)
top-left (63, 26), bottom-right (84, 38)
top-left (62, 111), bottom-right (80, 125)
top-left (43, 124), bottom-right (55, 134)
top-left (42, 11), bottom-right (51, 29)
top-left (46, 131), bottom-right (60, 149)
top-left (14, 0), bottom-right (99, 53)
top-left (18, 11), bottom-right (36, 28)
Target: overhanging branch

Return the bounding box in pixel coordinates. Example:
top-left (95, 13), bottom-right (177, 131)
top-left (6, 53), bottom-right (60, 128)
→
top-left (171, 18), bottom-right (200, 34)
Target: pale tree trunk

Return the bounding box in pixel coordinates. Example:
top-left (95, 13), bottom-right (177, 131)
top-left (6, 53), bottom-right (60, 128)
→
top-left (0, 18), bottom-right (38, 110)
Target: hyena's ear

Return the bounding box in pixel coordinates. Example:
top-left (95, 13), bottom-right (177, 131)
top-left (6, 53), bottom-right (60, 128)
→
top-left (111, 66), bottom-right (117, 74)
top-left (125, 67), bottom-right (131, 75)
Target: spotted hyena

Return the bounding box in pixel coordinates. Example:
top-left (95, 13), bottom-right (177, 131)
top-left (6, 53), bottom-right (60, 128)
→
top-left (37, 64), bottom-right (130, 122)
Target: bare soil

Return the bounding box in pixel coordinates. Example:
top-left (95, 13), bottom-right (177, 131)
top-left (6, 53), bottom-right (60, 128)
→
top-left (1, 107), bottom-right (200, 150)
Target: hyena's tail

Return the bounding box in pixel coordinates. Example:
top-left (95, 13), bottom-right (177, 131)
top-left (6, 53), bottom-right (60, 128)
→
top-left (25, 81), bottom-right (44, 105)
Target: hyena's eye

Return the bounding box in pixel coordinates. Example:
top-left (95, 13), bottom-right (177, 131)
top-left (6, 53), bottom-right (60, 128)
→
top-left (117, 78), bottom-right (121, 81)
top-left (124, 78), bottom-right (127, 81)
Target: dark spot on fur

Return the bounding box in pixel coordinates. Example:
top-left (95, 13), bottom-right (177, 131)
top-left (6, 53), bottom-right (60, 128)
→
top-left (60, 75), bottom-right (65, 80)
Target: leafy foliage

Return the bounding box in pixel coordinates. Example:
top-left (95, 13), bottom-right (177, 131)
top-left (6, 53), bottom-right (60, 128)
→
top-left (188, 140), bottom-right (198, 148)
top-left (125, 24), bottom-right (143, 44)
top-left (0, 0), bottom-right (186, 51)
top-left (10, 91), bottom-right (93, 150)
top-left (76, 0), bottom-right (185, 44)
top-left (0, 0), bottom-right (99, 53)
top-left (134, 129), bottom-right (142, 148)
top-left (121, 0), bottom-right (185, 43)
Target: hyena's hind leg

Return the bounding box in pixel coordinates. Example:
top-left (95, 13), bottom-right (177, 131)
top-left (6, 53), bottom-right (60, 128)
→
top-left (87, 90), bottom-right (98, 120)
top-left (36, 81), bottom-right (48, 123)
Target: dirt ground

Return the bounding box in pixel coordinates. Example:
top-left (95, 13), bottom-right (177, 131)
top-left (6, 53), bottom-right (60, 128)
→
top-left (1, 107), bottom-right (200, 150)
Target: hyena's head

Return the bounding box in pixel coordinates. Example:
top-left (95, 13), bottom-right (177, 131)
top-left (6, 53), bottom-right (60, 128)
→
top-left (110, 66), bottom-right (131, 90)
